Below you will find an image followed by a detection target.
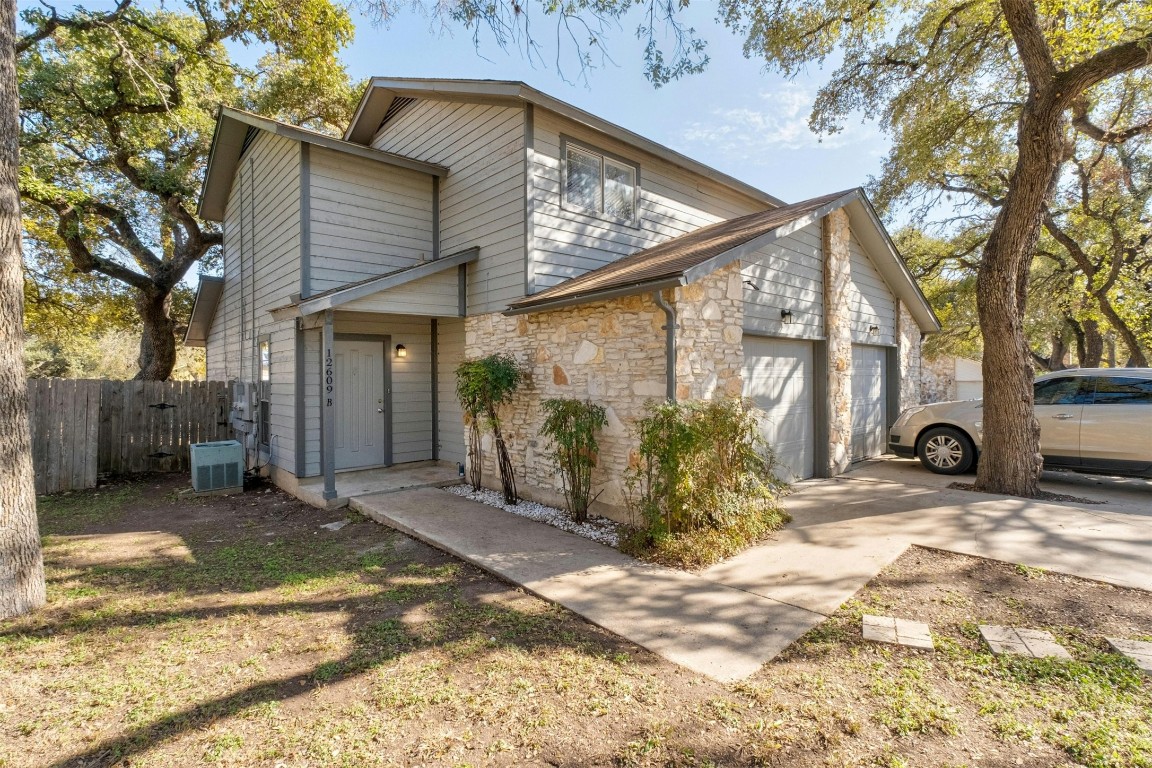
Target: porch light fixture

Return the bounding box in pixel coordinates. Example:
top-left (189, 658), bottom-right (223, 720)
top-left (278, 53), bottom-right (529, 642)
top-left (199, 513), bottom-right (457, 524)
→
top-left (395, 344), bottom-right (407, 358)
top-left (868, 325), bottom-right (880, 337)
top-left (780, 308), bottom-right (794, 325)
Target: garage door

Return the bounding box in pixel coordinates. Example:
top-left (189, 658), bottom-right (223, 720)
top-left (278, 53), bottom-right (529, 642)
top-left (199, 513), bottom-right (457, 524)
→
top-left (743, 337), bottom-right (815, 481)
top-left (851, 345), bottom-right (888, 461)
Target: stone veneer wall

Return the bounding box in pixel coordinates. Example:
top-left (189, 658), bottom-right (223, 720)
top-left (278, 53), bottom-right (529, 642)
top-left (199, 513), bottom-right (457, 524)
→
top-left (921, 355), bottom-right (958, 404)
top-left (822, 208), bottom-right (853, 476)
top-left (463, 262), bottom-right (745, 520)
top-left (896, 300), bottom-right (924, 412)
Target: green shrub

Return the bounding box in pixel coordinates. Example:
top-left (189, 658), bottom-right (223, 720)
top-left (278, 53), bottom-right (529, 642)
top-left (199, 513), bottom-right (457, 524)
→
top-left (539, 398), bottom-right (608, 523)
top-left (620, 398), bottom-right (789, 569)
top-left (455, 354), bottom-right (523, 503)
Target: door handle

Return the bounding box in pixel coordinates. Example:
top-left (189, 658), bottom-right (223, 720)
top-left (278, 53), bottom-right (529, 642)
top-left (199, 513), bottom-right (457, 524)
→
top-left (1052, 413), bottom-right (1075, 420)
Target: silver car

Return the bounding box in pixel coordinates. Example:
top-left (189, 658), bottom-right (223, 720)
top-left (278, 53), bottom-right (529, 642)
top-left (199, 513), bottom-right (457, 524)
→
top-left (889, 368), bottom-right (1152, 477)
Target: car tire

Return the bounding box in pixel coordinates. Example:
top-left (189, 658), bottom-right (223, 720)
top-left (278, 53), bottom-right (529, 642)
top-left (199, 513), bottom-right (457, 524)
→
top-left (917, 427), bottom-right (976, 475)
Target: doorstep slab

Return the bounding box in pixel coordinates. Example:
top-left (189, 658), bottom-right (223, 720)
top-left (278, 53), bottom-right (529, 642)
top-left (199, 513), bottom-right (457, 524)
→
top-left (980, 625), bottom-right (1071, 659)
top-left (1105, 637), bottom-right (1152, 675)
top-left (862, 615), bottom-right (934, 650)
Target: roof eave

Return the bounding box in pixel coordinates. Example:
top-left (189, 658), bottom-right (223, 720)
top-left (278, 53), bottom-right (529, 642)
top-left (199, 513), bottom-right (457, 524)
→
top-left (505, 276), bottom-right (684, 316)
top-left (183, 275), bottom-right (224, 347)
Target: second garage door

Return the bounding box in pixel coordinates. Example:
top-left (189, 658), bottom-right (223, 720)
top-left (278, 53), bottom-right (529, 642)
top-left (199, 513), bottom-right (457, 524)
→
top-left (851, 344), bottom-right (888, 461)
top-left (743, 337), bottom-right (815, 481)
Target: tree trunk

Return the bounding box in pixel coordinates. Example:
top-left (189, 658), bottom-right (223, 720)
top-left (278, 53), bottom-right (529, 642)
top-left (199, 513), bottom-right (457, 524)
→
top-left (134, 288), bottom-right (177, 381)
top-left (974, 92), bottom-right (1065, 496)
top-left (0, 0), bottom-right (46, 619)
top-left (1079, 318), bottom-right (1103, 367)
top-left (1095, 296), bottom-right (1148, 366)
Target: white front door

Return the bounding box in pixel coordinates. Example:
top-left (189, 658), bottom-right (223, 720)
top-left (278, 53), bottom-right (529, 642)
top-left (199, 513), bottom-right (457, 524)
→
top-left (334, 339), bottom-right (389, 470)
top-left (742, 337), bottom-right (816, 482)
top-left (851, 345), bottom-right (888, 461)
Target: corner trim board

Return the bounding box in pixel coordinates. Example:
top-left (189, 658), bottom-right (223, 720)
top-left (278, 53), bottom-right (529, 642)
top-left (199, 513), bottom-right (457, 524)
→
top-left (299, 143), bottom-right (311, 299)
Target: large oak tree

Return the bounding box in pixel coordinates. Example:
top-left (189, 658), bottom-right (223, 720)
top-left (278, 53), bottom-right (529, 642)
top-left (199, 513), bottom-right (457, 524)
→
top-left (18, 0), bottom-right (356, 380)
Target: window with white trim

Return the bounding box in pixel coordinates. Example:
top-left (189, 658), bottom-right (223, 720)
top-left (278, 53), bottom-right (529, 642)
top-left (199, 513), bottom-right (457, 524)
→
top-left (563, 140), bottom-right (639, 224)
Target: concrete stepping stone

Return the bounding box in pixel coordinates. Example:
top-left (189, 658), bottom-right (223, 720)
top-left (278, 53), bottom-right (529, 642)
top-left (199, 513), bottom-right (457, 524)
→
top-left (1105, 638), bottom-right (1152, 675)
top-left (979, 625), bottom-right (1071, 659)
top-left (862, 615), bottom-right (934, 650)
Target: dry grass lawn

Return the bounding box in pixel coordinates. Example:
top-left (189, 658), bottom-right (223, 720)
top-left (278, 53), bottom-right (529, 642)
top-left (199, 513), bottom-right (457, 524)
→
top-left (1, 475), bottom-right (1150, 767)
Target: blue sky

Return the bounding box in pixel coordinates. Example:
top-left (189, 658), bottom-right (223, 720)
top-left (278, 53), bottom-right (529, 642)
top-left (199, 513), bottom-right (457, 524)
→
top-left (328, 3), bottom-right (889, 205)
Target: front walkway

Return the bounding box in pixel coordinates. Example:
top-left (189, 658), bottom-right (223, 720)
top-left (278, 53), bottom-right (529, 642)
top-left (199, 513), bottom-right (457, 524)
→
top-left (351, 465), bottom-right (1152, 682)
top-left (350, 488), bottom-right (826, 682)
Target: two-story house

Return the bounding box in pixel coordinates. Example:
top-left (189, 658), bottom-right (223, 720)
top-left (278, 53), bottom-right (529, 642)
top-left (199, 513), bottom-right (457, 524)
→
top-left (186, 77), bottom-right (939, 513)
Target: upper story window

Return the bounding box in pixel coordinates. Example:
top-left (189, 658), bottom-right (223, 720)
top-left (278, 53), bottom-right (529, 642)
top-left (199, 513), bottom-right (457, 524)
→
top-left (562, 138), bottom-right (639, 225)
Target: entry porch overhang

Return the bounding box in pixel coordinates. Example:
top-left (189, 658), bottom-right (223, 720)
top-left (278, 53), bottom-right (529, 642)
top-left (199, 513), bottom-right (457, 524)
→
top-left (269, 246), bottom-right (479, 322)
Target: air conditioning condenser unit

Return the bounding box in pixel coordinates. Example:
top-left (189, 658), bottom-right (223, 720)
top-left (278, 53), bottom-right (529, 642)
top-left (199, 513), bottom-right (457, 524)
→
top-left (190, 439), bottom-right (244, 493)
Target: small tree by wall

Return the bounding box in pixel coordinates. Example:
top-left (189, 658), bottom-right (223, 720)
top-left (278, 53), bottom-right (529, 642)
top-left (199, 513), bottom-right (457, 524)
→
top-left (539, 398), bottom-right (607, 523)
top-left (455, 354), bottom-right (522, 504)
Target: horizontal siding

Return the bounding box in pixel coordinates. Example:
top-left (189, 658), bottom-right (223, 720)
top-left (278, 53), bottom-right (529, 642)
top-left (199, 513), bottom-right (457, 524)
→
top-left (530, 109), bottom-right (768, 291)
top-left (436, 318), bottom-right (466, 466)
top-left (308, 146), bottom-right (435, 295)
top-left (205, 131), bottom-right (301, 473)
top-left (372, 100), bottom-right (525, 314)
top-left (848, 230), bottom-right (896, 346)
top-left (741, 222), bottom-right (824, 339)
top-left (339, 270), bottom-right (461, 316)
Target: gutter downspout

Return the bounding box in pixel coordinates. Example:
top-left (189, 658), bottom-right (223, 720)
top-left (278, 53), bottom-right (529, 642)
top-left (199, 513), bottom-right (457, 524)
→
top-left (652, 290), bottom-right (677, 402)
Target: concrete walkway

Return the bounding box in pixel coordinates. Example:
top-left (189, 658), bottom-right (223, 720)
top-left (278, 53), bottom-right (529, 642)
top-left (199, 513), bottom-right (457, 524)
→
top-left (351, 488), bottom-right (826, 682)
top-left (352, 463), bottom-right (1152, 682)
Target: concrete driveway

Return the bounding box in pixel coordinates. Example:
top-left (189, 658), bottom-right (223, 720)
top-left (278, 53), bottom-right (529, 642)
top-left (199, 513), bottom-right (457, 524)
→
top-left (704, 458), bottom-right (1152, 618)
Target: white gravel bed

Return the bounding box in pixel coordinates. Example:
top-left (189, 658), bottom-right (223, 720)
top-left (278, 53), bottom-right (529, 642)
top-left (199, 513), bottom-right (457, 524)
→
top-left (445, 484), bottom-right (621, 547)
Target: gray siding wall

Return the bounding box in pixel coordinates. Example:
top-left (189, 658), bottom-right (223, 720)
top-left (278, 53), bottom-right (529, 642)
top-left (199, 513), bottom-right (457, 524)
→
top-left (307, 146), bottom-right (436, 295)
top-left (371, 100), bottom-right (525, 314)
top-left (339, 270), bottom-right (459, 316)
top-left (300, 313), bottom-right (435, 476)
top-left (530, 109), bottom-right (767, 290)
top-left (436, 318), bottom-right (466, 466)
top-left (847, 230), bottom-right (897, 346)
top-left (741, 222), bottom-right (824, 339)
top-left (204, 132), bottom-right (301, 473)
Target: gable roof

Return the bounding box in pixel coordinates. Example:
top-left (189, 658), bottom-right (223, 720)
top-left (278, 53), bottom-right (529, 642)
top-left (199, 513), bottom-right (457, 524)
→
top-left (344, 78), bottom-right (786, 210)
top-left (507, 188), bottom-right (941, 334)
top-left (198, 107), bottom-right (448, 222)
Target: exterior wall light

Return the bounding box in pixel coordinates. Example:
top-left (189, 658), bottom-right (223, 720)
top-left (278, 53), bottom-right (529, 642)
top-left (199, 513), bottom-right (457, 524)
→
top-left (780, 308), bottom-right (794, 325)
top-left (868, 325), bottom-right (880, 336)
top-left (395, 344), bottom-right (407, 358)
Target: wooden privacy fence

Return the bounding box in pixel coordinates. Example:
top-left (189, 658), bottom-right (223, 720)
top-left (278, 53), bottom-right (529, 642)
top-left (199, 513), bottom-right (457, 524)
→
top-left (26, 379), bottom-right (233, 495)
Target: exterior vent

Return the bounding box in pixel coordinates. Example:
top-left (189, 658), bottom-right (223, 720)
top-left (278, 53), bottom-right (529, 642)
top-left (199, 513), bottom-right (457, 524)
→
top-left (190, 440), bottom-right (244, 492)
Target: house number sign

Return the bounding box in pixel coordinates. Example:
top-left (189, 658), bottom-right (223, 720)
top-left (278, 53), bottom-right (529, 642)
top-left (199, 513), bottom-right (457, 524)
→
top-left (324, 347), bottom-right (335, 407)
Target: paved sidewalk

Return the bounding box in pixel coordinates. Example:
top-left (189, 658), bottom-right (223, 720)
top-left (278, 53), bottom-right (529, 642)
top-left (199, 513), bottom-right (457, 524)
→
top-left (351, 488), bottom-right (825, 682)
top-left (352, 468), bottom-right (1152, 682)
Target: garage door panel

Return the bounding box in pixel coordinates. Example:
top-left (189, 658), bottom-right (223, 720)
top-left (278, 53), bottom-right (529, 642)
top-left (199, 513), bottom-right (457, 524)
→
top-left (851, 345), bottom-right (887, 461)
top-left (743, 337), bottom-right (815, 482)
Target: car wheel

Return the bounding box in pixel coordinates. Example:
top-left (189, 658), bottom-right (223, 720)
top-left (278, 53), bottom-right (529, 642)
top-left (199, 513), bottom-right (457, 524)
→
top-left (917, 427), bottom-right (975, 475)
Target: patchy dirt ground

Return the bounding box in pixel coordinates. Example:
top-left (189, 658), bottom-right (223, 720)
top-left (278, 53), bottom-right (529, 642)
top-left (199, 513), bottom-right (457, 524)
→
top-left (1, 475), bottom-right (1149, 768)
